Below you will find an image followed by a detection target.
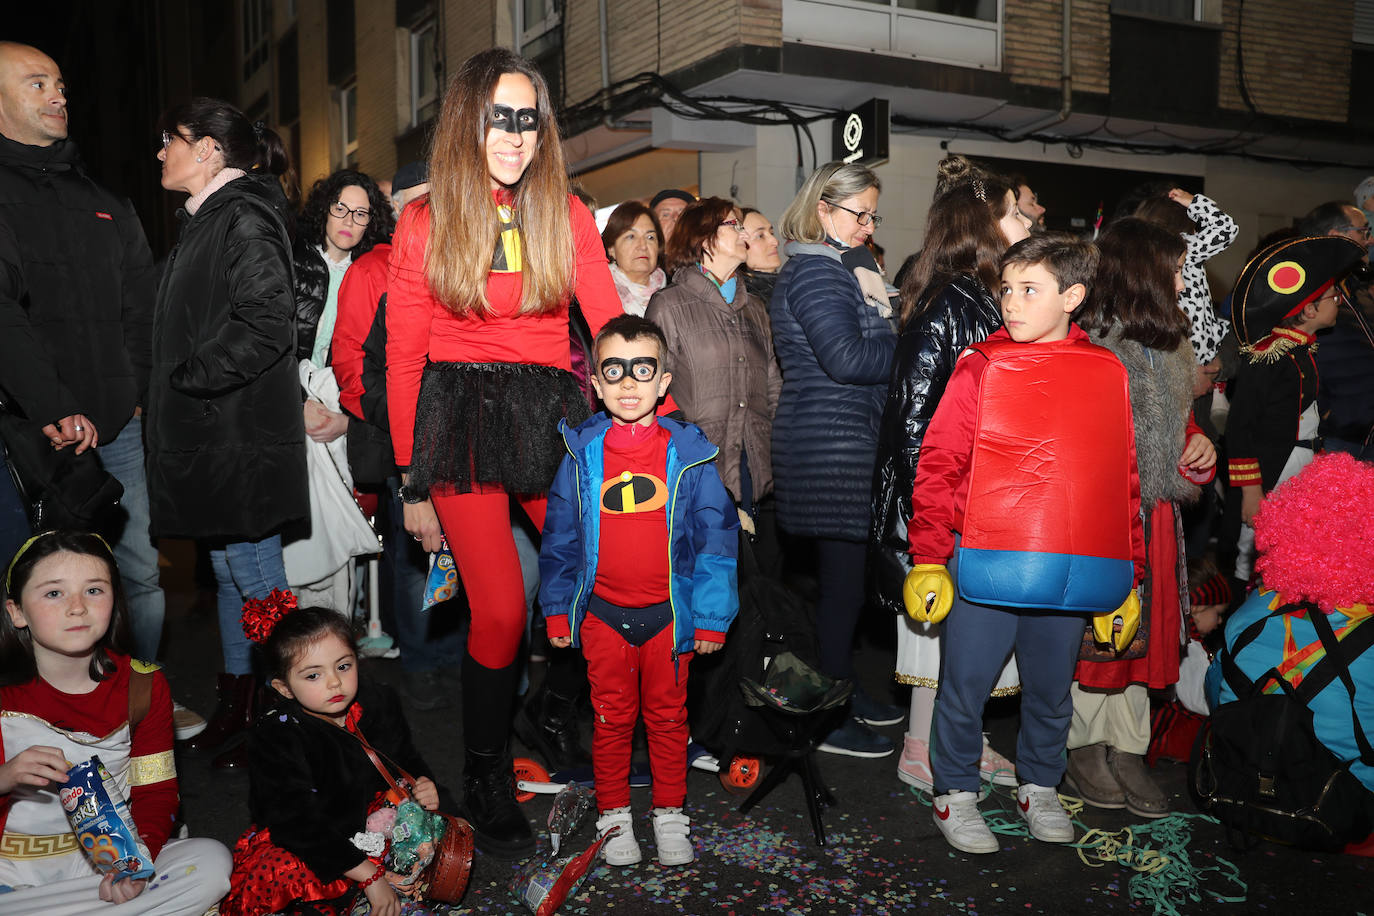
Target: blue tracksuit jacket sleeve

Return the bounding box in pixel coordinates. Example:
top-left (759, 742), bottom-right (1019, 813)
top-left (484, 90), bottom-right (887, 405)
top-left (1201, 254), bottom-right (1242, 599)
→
top-left (687, 462), bottom-right (740, 637)
top-left (538, 451), bottom-right (582, 631)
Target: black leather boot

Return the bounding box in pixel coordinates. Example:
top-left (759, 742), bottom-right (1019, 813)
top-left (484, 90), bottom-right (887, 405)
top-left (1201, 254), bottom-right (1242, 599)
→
top-left (462, 749), bottom-right (535, 859)
top-left (513, 683), bottom-right (592, 771)
top-left (183, 673), bottom-right (255, 753)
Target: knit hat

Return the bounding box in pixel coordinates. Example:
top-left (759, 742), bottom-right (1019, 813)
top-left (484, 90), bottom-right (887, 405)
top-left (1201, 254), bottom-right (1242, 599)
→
top-left (650, 189), bottom-right (694, 210)
top-left (1355, 175), bottom-right (1374, 209)
top-left (1228, 235), bottom-right (1365, 347)
top-left (1189, 571), bottom-right (1231, 609)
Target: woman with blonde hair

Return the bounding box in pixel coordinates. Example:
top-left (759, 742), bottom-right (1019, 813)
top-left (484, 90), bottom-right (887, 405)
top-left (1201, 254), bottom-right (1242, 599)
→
top-left (770, 161), bottom-right (899, 757)
top-left (385, 47), bottom-right (621, 859)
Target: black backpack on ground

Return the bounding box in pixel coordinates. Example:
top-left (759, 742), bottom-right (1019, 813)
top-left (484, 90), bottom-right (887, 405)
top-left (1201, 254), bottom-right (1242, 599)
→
top-left (1190, 605), bottom-right (1374, 851)
top-left (690, 534), bottom-right (828, 761)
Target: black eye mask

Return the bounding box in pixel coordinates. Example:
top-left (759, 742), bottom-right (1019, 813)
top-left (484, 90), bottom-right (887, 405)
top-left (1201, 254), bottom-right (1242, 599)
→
top-left (489, 104), bottom-right (539, 133)
top-left (599, 356), bottom-right (659, 382)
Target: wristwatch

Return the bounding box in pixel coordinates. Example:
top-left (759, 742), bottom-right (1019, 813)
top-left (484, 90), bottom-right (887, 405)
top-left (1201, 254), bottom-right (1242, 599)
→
top-left (398, 482), bottom-right (428, 504)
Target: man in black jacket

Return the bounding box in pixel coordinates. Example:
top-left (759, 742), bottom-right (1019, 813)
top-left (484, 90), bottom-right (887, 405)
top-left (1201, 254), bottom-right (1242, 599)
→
top-left (0, 43), bottom-right (190, 723)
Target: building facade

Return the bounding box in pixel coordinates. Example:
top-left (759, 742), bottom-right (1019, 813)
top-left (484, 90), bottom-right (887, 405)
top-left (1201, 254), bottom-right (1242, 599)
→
top-left (229, 0), bottom-right (1374, 289)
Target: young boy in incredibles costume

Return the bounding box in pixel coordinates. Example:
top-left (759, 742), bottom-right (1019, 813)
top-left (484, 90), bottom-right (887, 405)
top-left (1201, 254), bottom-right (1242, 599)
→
top-left (539, 314), bottom-right (738, 868)
top-left (903, 234), bottom-right (1146, 855)
top-left (1225, 235), bottom-right (1367, 584)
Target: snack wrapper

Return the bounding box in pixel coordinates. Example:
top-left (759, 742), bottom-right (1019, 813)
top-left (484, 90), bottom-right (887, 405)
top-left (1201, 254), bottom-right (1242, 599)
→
top-left (422, 544), bottom-right (459, 611)
top-left (60, 756), bottom-right (155, 882)
top-left (546, 784), bottom-right (594, 855)
top-left (510, 831), bottom-right (613, 915)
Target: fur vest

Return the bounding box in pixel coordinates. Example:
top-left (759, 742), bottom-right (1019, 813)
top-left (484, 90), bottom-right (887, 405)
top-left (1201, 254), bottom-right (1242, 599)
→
top-left (1091, 323), bottom-right (1200, 507)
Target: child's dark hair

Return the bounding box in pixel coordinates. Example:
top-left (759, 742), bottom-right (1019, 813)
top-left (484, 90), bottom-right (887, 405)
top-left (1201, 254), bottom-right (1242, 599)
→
top-left (260, 606), bottom-right (358, 684)
top-left (0, 530), bottom-right (133, 687)
top-left (1074, 217), bottom-right (1188, 351)
top-left (593, 314), bottom-right (670, 372)
top-left (999, 233), bottom-right (1100, 296)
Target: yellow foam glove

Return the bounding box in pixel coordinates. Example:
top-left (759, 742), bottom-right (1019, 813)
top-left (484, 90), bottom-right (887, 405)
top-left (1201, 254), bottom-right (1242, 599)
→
top-left (903, 564), bottom-right (954, 623)
top-left (1091, 588), bottom-right (1141, 652)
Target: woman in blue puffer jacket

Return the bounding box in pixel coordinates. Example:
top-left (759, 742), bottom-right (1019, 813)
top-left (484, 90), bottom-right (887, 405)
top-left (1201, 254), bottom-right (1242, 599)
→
top-left (770, 161), bottom-right (899, 757)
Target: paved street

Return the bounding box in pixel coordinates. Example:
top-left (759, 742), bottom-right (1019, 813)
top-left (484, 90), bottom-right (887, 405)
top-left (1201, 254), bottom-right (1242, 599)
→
top-left (160, 544), bottom-right (1370, 915)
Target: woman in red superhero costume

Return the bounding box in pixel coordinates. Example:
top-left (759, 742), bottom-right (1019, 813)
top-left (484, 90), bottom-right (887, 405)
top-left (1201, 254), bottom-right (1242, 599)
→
top-left (385, 48), bottom-right (620, 859)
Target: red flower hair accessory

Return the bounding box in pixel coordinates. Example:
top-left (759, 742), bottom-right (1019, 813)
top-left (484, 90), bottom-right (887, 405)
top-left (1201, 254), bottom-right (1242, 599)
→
top-left (241, 588), bottom-right (299, 643)
top-left (1253, 452), bottom-right (1374, 612)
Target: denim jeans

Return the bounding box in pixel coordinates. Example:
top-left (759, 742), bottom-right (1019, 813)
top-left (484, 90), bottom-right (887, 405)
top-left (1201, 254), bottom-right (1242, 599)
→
top-left (96, 415), bottom-right (165, 662)
top-left (378, 479), bottom-right (465, 672)
top-left (210, 534), bottom-right (288, 675)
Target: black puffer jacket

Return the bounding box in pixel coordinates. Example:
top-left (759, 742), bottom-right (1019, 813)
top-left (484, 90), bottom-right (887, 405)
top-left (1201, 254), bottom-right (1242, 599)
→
top-left (0, 134), bottom-right (155, 438)
top-left (146, 172), bottom-right (308, 540)
top-left (292, 239), bottom-right (329, 361)
top-left (868, 274), bottom-right (1000, 615)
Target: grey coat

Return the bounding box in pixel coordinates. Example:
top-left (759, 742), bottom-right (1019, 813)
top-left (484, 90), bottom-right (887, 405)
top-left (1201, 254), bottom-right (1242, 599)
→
top-left (646, 267), bottom-right (781, 505)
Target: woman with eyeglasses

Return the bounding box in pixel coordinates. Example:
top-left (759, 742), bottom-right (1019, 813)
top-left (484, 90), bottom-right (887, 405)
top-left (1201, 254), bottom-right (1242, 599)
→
top-left (769, 161), bottom-right (899, 758)
top-left (146, 98), bottom-right (306, 767)
top-left (385, 48), bottom-right (621, 859)
top-left (292, 170), bottom-right (395, 446)
top-left (644, 197), bottom-right (782, 526)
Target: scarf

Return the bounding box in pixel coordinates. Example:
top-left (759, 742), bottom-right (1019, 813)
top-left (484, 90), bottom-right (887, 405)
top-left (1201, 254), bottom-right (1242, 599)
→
top-left (610, 262), bottom-right (667, 316)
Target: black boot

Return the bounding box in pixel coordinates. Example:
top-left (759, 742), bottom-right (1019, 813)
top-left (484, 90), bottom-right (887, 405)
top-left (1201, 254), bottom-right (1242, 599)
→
top-left (513, 683), bottom-right (592, 771)
top-left (462, 749), bottom-right (535, 859)
top-left (183, 673), bottom-right (255, 753)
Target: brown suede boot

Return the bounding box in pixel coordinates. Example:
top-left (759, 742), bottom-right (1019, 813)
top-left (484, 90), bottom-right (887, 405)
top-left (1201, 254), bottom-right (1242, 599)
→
top-left (1064, 743), bottom-right (1126, 809)
top-left (1106, 748), bottom-right (1169, 818)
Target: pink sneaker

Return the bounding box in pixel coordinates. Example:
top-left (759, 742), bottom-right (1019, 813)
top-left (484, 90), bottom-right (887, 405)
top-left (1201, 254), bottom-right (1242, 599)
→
top-left (979, 735), bottom-right (1017, 787)
top-left (897, 736), bottom-right (934, 791)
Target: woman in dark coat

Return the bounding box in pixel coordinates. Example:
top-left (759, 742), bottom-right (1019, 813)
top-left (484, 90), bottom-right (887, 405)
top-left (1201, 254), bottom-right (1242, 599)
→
top-left (770, 161), bottom-right (898, 757)
top-left (147, 97), bottom-right (307, 764)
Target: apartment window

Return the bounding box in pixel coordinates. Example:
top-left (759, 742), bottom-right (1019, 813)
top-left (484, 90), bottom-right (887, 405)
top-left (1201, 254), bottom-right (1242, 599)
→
top-left (1357, 0), bottom-right (1374, 45)
top-left (338, 83), bottom-right (359, 168)
top-left (1111, 0), bottom-right (1222, 23)
top-left (241, 0), bottom-right (272, 81)
top-left (410, 19), bottom-right (440, 128)
top-left (518, 0), bottom-right (562, 58)
top-left (783, 0), bottom-right (1002, 69)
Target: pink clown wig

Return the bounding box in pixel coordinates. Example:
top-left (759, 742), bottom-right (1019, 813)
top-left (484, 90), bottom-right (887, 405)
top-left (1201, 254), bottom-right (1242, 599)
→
top-left (1253, 452), bottom-right (1374, 612)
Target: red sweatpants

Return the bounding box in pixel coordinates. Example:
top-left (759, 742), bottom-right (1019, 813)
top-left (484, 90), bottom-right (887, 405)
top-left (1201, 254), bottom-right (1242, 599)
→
top-left (581, 613), bottom-right (693, 810)
top-left (430, 486), bottom-right (546, 669)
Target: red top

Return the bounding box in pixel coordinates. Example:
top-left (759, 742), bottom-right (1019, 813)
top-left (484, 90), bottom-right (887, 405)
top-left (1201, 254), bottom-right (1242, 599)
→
top-left (331, 243), bottom-right (391, 419)
top-left (385, 192), bottom-right (623, 466)
top-left (0, 655), bottom-right (178, 856)
top-left (907, 325), bottom-right (1146, 582)
top-left (594, 421), bottom-right (673, 608)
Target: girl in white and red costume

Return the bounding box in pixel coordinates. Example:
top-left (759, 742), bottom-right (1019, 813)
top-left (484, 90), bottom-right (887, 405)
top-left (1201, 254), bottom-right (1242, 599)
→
top-left (0, 530), bottom-right (230, 914)
top-left (385, 48), bottom-right (621, 858)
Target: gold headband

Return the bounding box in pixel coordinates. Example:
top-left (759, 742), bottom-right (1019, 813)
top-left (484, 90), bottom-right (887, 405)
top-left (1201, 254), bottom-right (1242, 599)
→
top-left (4, 531), bottom-right (114, 596)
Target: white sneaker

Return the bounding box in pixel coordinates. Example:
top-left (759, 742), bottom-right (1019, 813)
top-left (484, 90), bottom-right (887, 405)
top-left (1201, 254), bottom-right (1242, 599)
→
top-left (595, 807), bottom-right (642, 865)
top-left (651, 807), bottom-right (695, 866)
top-left (1016, 784), bottom-right (1075, 843)
top-left (172, 701), bottom-right (207, 741)
top-left (931, 790), bottom-right (999, 854)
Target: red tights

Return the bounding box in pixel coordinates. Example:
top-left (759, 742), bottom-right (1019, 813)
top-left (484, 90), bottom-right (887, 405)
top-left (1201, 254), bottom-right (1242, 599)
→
top-left (430, 487), bottom-right (546, 669)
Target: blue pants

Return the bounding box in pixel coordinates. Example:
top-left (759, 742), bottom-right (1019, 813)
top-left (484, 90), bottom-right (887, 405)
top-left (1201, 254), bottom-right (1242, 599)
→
top-left (931, 546), bottom-right (1087, 792)
top-left (1325, 436), bottom-right (1372, 462)
top-left (210, 535), bottom-right (288, 674)
top-left (378, 478), bottom-right (465, 672)
top-left (96, 415), bottom-right (165, 662)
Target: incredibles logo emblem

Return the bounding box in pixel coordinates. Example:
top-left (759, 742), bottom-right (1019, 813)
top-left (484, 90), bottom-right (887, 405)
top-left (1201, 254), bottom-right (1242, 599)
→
top-left (600, 470), bottom-right (667, 514)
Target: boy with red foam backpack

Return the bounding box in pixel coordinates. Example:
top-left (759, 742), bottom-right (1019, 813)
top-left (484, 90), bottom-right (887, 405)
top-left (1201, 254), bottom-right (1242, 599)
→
top-left (903, 234), bottom-right (1146, 854)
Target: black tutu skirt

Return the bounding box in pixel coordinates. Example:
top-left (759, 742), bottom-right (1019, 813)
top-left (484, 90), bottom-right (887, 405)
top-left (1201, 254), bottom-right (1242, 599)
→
top-left (408, 361), bottom-right (591, 496)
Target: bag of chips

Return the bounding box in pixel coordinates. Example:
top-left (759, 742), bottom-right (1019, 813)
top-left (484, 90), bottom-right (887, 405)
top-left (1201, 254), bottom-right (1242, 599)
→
top-left (60, 756), bottom-right (155, 882)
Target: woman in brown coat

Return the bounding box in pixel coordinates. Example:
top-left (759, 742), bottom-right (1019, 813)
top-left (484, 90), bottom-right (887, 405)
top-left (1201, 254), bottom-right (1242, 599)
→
top-left (645, 198), bottom-right (781, 521)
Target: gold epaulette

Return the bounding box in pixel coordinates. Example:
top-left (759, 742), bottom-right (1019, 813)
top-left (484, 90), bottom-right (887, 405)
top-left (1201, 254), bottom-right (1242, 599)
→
top-left (1239, 326), bottom-right (1314, 364)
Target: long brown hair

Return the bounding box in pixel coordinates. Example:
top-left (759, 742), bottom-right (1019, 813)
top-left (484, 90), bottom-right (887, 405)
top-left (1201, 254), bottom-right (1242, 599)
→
top-left (425, 48), bottom-right (573, 316)
top-left (1075, 217), bottom-right (1189, 351)
top-left (899, 158), bottom-right (1016, 326)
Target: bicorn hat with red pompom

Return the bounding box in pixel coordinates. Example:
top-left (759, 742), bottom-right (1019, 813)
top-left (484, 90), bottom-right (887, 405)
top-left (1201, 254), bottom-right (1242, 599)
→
top-left (1229, 235), bottom-right (1365, 349)
top-left (1253, 452), bottom-right (1374, 612)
